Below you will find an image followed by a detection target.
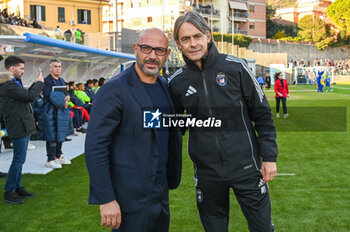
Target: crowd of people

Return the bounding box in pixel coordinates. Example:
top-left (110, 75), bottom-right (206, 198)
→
top-left (0, 48), bottom-right (106, 203)
top-left (0, 11), bottom-right (279, 232)
top-left (288, 58), bottom-right (350, 75)
top-left (0, 8), bottom-right (41, 29)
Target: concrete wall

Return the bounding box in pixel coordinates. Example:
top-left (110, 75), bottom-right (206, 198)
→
top-left (248, 39), bottom-right (350, 61)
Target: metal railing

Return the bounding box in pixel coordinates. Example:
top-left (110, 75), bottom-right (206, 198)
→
top-left (227, 28), bottom-right (248, 35)
top-left (195, 7), bottom-right (220, 18)
top-left (228, 11), bottom-right (248, 19)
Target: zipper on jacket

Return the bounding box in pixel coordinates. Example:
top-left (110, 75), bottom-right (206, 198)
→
top-left (239, 100), bottom-right (259, 171)
top-left (202, 72), bottom-right (227, 180)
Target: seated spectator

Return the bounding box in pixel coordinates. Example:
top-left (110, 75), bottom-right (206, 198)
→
top-left (67, 82), bottom-right (90, 121)
top-left (84, 79), bottom-right (95, 101)
top-left (91, 79), bottom-right (99, 94)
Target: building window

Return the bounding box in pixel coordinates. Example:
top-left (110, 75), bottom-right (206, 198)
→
top-left (249, 22), bottom-right (255, 30)
top-left (77, 9), bottom-right (91, 24)
top-left (30, 5), bottom-right (45, 21)
top-left (58, 7), bottom-right (65, 22)
top-left (147, 17), bottom-right (152, 23)
top-left (249, 5), bottom-right (255, 13)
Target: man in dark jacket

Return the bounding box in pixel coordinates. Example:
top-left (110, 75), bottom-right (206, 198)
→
top-left (169, 12), bottom-right (278, 232)
top-left (85, 28), bottom-right (182, 231)
top-left (0, 56), bottom-right (44, 204)
top-left (40, 59), bottom-right (72, 169)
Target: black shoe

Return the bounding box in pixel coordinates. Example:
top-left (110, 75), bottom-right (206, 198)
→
top-left (3, 191), bottom-right (24, 204)
top-left (4, 143), bottom-right (13, 149)
top-left (0, 172), bottom-right (7, 178)
top-left (65, 137), bottom-right (72, 141)
top-left (76, 127), bottom-right (87, 133)
top-left (16, 187), bottom-right (35, 198)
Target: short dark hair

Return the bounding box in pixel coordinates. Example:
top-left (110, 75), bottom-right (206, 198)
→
top-left (86, 79), bottom-right (93, 85)
top-left (5, 56), bottom-right (25, 70)
top-left (92, 79), bottom-right (98, 84)
top-left (98, 77), bottom-right (105, 86)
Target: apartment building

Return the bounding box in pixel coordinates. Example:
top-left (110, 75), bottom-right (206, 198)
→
top-left (103, 0), bottom-right (182, 33)
top-left (275, 0), bottom-right (334, 24)
top-left (0, 0), bottom-right (108, 33)
top-left (103, 0), bottom-right (267, 38)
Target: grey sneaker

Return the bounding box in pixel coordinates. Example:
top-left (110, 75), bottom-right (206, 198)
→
top-left (45, 160), bottom-right (62, 169)
top-left (276, 113), bottom-right (280, 118)
top-left (284, 113), bottom-right (289, 119)
top-left (56, 155), bottom-right (71, 165)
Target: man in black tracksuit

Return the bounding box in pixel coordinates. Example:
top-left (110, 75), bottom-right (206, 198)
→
top-left (169, 12), bottom-right (278, 232)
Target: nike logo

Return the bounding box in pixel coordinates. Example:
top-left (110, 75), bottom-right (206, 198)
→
top-left (185, 85), bottom-right (197, 96)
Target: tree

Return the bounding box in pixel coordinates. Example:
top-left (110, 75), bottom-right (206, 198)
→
top-left (327, 0), bottom-right (350, 38)
top-left (297, 15), bottom-right (335, 50)
top-left (273, 30), bottom-right (287, 39)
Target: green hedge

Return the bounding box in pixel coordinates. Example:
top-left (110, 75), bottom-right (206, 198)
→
top-left (212, 32), bottom-right (252, 48)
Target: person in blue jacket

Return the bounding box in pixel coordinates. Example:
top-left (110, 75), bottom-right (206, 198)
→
top-left (38, 59), bottom-right (73, 169)
top-left (85, 28), bottom-right (182, 231)
top-left (317, 70), bottom-right (324, 92)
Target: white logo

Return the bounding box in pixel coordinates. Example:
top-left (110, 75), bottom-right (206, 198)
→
top-left (258, 178), bottom-right (266, 194)
top-left (143, 109), bottom-right (162, 128)
top-left (185, 85), bottom-right (197, 96)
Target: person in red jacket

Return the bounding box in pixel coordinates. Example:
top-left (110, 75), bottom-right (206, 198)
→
top-left (274, 72), bottom-right (289, 118)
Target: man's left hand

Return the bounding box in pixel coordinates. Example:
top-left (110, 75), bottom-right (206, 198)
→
top-left (261, 162), bottom-right (277, 183)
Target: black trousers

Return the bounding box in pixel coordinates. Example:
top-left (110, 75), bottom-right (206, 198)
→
top-left (46, 141), bottom-right (63, 161)
top-left (196, 172), bottom-right (274, 232)
top-left (275, 97), bottom-right (287, 114)
top-left (113, 185), bottom-right (170, 232)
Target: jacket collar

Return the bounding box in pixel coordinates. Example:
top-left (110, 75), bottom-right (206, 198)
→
top-left (126, 63), bottom-right (175, 112)
top-left (183, 41), bottom-right (220, 70)
top-left (0, 72), bottom-right (12, 85)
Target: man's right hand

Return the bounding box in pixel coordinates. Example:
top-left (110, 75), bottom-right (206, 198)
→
top-left (100, 200), bottom-right (122, 230)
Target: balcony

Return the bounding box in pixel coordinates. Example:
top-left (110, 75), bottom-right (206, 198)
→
top-left (228, 11), bottom-right (248, 22)
top-left (195, 5), bottom-right (220, 21)
top-left (227, 28), bottom-right (248, 35)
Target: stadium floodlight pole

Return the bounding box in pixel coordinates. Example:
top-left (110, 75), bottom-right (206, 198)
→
top-left (162, 0), bottom-right (165, 31)
top-left (113, 0), bottom-right (119, 51)
top-left (210, 1), bottom-right (213, 33)
top-left (231, 8), bottom-right (234, 55)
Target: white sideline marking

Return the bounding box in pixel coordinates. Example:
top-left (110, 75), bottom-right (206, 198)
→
top-left (277, 173), bottom-right (296, 176)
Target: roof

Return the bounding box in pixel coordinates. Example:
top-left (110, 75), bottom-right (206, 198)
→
top-left (271, 18), bottom-right (298, 27)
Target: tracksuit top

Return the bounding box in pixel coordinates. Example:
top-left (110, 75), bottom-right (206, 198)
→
top-left (169, 42), bottom-right (278, 181)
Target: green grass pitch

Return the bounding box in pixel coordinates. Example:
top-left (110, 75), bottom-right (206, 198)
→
top-left (0, 85), bottom-right (349, 232)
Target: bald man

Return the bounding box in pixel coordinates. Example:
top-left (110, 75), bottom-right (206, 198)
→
top-left (85, 28), bottom-right (182, 232)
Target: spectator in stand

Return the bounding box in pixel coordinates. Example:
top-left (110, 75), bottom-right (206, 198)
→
top-left (75, 83), bottom-right (92, 113)
top-left (92, 79), bottom-right (99, 94)
top-left (31, 19), bottom-right (41, 29)
top-left (98, 77), bottom-right (105, 87)
top-left (67, 82), bottom-right (89, 126)
top-left (64, 29), bottom-right (72, 42)
top-left (85, 79), bottom-right (95, 101)
top-left (274, 72), bottom-right (289, 119)
top-left (75, 29), bottom-right (82, 44)
top-left (37, 59), bottom-right (73, 169)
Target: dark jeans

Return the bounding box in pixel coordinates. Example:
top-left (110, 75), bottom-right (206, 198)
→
top-left (46, 141), bottom-right (63, 161)
top-left (275, 97), bottom-right (287, 114)
top-left (113, 184), bottom-right (170, 232)
top-left (5, 136), bottom-right (30, 192)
